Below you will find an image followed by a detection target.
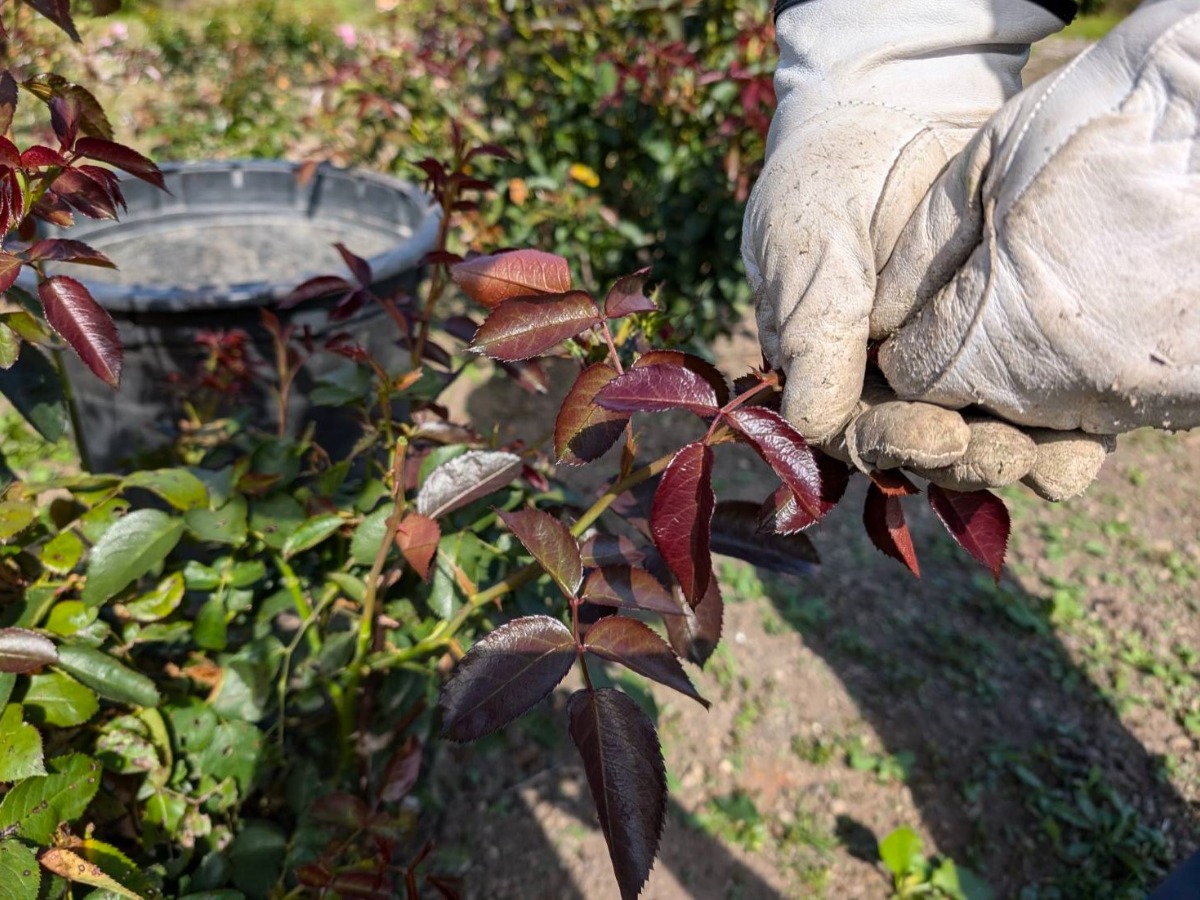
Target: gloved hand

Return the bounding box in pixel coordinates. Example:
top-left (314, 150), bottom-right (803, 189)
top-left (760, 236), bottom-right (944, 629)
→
top-left (877, 0), bottom-right (1200, 438)
top-left (743, 0), bottom-right (1109, 497)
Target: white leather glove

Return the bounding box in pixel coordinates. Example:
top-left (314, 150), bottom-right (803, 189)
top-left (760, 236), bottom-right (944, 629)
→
top-left (743, 0), bottom-right (1070, 444)
top-left (877, 0), bottom-right (1200, 438)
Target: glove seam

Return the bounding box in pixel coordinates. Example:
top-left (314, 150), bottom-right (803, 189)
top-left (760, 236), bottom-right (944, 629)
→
top-left (1003, 11), bottom-right (1200, 216)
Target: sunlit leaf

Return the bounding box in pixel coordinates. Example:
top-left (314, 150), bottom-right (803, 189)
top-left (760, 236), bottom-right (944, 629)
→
top-left (0, 840), bottom-right (40, 899)
top-left (22, 671), bottom-right (99, 727)
top-left (710, 500), bottom-right (819, 577)
top-left (863, 484), bottom-right (920, 577)
top-left (82, 509), bottom-right (184, 606)
top-left (0, 753), bottom-right (101, 843)
top-left (927, 485), bottom-right (1010, 582)
top-left (54, 644), bottom-right (160, 707)
top-left (0, 628), bottom-right (57, 674)
top-left (25, 0), bottom-right (80, 42)
top-left (758, 452), bottom-right (851, 534)
top-left (554, 363), bottom-right (629, 466)
top-left (75, 136), bottom-right (165, 190)
top-left (470, 291), bottom-right (599, 362)
top-left (40, 848), bottom-right (144, 899)
top-left (632, 350), bottom-right (730, 406)
top-left (568, 688), bottom-right (666, 900)
top-left (595, 364), bottom-right (721, 417)
top-left (604, 268), bottom-right (656, 318)
top-left (0, 253), bottom-right (23, 294)
top-left (579, 566), bottom-right (679, 615)
top-left (723, 407), bottom-right (831, 527)
top-left (651, 442), bottom-right (714, 606)
top-left (395, 513), bottom-right (440, 581)
top-left (869, 468), bottom-right (920, 496)
top-left (123, 468), bottom-right (209, 511)
top-left (282, 514), bottom-right (344, 559)
top-left (0, 704), bottom-right (45, 781)
top-left (38, 276), bottom-right (122, 387)
top-left (584, 617), bottom-right (708, 708)
top-left (450, 249), bottom-right (571, 309)
top-left (499, 509), bottom-right (582, 598)
top-left (417, 450), bottom-right (522, 520)
top-left (26, 238), bottom-right (116, 268)
top-left (439, 615), bottom-right (575, 742)
top-left (664, 578), bottom-right (723, 668)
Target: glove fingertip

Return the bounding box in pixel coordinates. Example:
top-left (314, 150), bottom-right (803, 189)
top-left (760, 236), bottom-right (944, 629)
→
top-left (1022, 431), bottom-right (1116, 501)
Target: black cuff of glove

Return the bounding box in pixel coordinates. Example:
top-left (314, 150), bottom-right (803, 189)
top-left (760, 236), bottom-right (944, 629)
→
top-left (773, 0), bottom-right (1078, 24)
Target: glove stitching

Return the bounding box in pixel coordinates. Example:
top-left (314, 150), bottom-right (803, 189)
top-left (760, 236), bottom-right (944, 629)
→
top-left (1005, 11), bottom-right (1200, 215)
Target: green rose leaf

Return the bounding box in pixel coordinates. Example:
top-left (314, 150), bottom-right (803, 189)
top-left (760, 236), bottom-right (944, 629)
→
top-left (0, 704), bottom-right (45, 781)
top-left (123, 573), bottom-right (185, 623)
top-left (184, 495), bottom-right (248, 546)
top-left (0, 839), bottom-right (41, 900)
top-left (281, 514), bottom-right (344, 559)
top-left (21, 672), bottom-right (99, 728)
top-left (39, 530), bottom-right (84, 574)
top-left (123, 468), bottom-right (209, 511)
top-left (54, 644), bottom-right (160, 708)
top-left (0, 752), bottom-right (101, 843)
top-left (81, 509), bottom-right (185, 607)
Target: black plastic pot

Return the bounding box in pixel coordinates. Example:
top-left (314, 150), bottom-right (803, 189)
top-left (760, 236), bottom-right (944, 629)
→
top-left (25, 160), bottom-right (439, 471)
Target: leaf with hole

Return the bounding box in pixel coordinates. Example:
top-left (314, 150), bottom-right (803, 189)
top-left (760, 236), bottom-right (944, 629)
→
top-left (450, 249), bottom-right (571, 308)
top-left (417, 450), bottom-right (522, 520)
top-left (568, 688), bottom-right (666, 900)
top-left (584, 617), bottom-right (708, 708)
top-left (470, 291), bottom-right (599, 362)
top-left (0, 628), bottom-right (56, 674)
top-left (0, 753), bottom-right (101, 843)
top-left (604, 268), bottom-right (656, 318)
top-left (580, 566), bottom-right (679, 615)
top-left (439, 615), bottom-right (575, 742)
top-left (927, 485), bottom-right (1010, 582)
top-left (499, 509), bottom-right (582, 598)
top-left (82, 509), bottom-right (184, 606)
top-left (0, 704), bottom-right (45, 781)
top-left (395, 513), bottom-right (440, 581)
top-left (863, 484), bottom-right (920, 577)
top-left (651, 442), bottom-right (714, 607)
top-left (710, 500), bottom-right (819, 577)
top-left (555, 364), bottom-right (629, 466)
top-left (664, 578), bottom-right (724, 668)
top-left (595, 364), bottom-right (721, 417)
top-left (39, 276), bottom-right (122, 387)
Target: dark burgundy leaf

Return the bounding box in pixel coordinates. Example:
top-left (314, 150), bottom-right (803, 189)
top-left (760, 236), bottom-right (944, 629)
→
top-left (331, 288), bottom-right (372, 321)
top-left (423, 250), bottom-right (464, 267)
top-left (584, 617), bottom-right (708, 708)
top-left (395, 513), bottom-right (440, 581)
top-left (710, 500), bottom-right (819, 577)
top-left (632, 350), bottom-right (730, 406)
top-left (51, 168), bottom-right (118, 220)
top-left (279, 275), bottom-right (354, 310)
top-left (335, 242), bottom-right (372, 286)
top-left (21, 75), bottom-right (113, 140)
top-left (651, 441), bottom-right (715, 606)
top-left (927, 485), bottom-right (1010, 582)
top-left (0, 252), bottom-right (23, 293)
top-left (555, 363), bottom-right (629, 466)
top-left (26, 238), bottom-right (115, 268)
top-left (30, 193), bottom-right (73, 228)
top-left (39, 275), bottom-right (122, 387)
top-left (604, 268), bottom-right (656, 318)
top-left (731, 373), bottom-right (782, 410)
top-left (863, 484), bottom-right (920, 577)
top-left (0, 627), bottom-right (57, 673)
top-left (580, 566), bottom-right (680, 616)
top-left (609, 477), bottom-right (658, 541)
top-left (25, 0), bottom-right (80, 41)
top-left (665, 579), bottom-right (724, 667)
top-left (499, 508), bottom-right (582, 598)
top-left (20, 145), bottom-right (67, 168)
top-left (594, 364), bottom-right (721, 417)
top-left (441, 315), bottom-right (479, 344)
top-left (413, 158), bottom-right (445, 188)
top-left (470, 291), bottom-right (599, 362)
top-left (73, 137), bottom-right (165, 190)
top-left (580, 533), bottom-right (645, 568)
top-left (379, 737), bottom-right (421, 804)
top-left (439, 615), bottom-right (576, 742)
top-left (0, 72), bottom-right (16, 136)
top-left (0, 137), bottom-right (18, 168)
top-left (568, 688), bottom-right (666, 900)
top-left (725, 406), bottom-right (829, 524)
top-left (869, 468), bottom-right (920, 496)
top-left (451, 249), bottom-right (572, 309)
top-left (498, 358), bottom-right (549, 394)
top-left (758, 452), bottom-right (850, 534)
